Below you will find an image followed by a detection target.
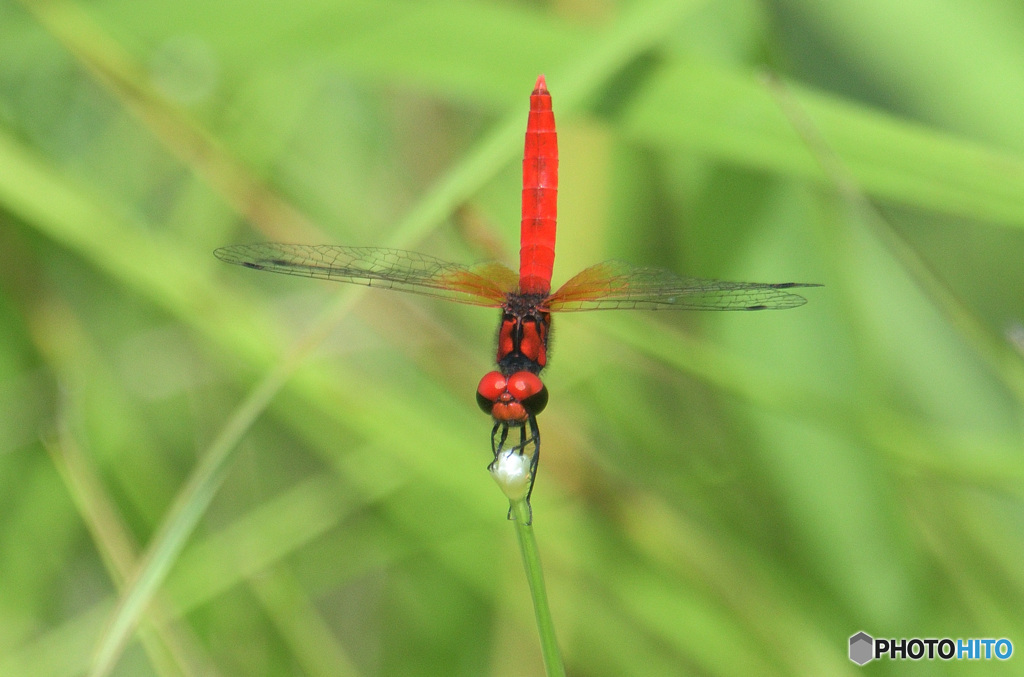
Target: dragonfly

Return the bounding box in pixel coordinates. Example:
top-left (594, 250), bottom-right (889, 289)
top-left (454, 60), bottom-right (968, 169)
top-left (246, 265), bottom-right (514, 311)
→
top-left (215, 75), bottom-right (819, 519)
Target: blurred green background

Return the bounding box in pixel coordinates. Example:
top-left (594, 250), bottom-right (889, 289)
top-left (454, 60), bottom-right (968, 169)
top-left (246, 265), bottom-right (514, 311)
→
top-left (2, 0), bottom-right (1024, 675)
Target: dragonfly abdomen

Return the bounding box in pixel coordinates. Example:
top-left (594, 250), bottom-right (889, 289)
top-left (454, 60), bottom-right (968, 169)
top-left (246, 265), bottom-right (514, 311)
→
top-left (519, 75), bottom-right (558, 297)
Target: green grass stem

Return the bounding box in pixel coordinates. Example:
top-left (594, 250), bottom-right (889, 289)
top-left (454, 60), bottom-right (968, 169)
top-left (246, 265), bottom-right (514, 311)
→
top-left (511, 499), bottom-right (565, 677)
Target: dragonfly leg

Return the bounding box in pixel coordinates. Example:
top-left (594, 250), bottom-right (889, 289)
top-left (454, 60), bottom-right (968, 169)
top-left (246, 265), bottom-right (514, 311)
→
top-left (513, 415), bottom-right (541, 524)
top-left (489, 422), bottom-right (510, 461)
top-left (523, 414), bottom-right (540, 508)
top-left (488, 418), bottom-right (541, 524)
top-left (502, 418), bottom-right (541, 523)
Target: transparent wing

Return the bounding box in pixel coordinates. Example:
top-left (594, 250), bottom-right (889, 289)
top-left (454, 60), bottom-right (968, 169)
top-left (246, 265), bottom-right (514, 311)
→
top-left (214, 244), bottom-right (516, 307)
top-left (546, 261), bottom-right (820, 311)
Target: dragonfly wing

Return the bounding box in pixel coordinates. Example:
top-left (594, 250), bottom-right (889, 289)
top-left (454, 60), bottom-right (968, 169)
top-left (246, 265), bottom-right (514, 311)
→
top-left (546, 260), bottom-right (820, 311)
top-left (215, 244), bottom-right (515, 307)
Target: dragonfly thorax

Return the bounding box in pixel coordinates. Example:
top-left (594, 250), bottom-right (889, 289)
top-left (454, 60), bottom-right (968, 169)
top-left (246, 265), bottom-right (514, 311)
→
top-left (496, 301), bottom-right (551, 374)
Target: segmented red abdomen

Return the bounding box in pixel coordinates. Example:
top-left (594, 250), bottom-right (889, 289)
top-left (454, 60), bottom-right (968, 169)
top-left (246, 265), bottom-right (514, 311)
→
top-left (519, 75), bottom-right (558, 296)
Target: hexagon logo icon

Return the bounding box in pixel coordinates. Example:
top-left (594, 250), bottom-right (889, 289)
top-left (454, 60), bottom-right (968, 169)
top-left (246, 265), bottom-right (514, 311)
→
top-left (849, 632), bottom-right (874, 665)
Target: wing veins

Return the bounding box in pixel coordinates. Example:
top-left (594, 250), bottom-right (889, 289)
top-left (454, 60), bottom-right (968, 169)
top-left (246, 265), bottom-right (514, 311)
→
top-left (547, 261), bottom-right (819, 311)
top-left (215, 244), bottom-right (514, 307)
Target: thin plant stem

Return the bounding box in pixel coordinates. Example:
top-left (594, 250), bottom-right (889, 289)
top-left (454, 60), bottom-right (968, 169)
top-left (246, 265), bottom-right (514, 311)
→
top-left (510, 499), bottom-right (565, 677)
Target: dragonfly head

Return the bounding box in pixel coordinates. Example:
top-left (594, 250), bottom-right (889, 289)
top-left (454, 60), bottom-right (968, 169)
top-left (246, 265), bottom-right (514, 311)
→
top-left (476, 371), bottom-right (548, 423)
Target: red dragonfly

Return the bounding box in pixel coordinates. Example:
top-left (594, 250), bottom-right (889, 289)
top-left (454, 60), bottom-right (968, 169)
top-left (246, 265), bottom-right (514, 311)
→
top-left (215, 75), bottom-right (818, 517)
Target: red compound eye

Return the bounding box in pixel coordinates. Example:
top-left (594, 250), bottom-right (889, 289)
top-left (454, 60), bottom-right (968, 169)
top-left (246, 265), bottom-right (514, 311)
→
top-left (476, 371), bottom-right (506, 413)
top-left (506, 372), bottom-right (543, 399)
top-left (506, 371), bottom-right (548, 415)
